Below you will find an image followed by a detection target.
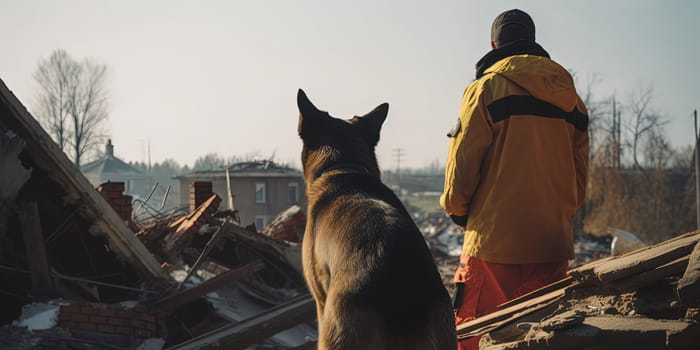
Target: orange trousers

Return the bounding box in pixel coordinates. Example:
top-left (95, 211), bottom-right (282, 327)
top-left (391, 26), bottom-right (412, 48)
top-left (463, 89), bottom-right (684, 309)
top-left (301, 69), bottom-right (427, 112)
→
top-left (453, 255), bottom-right (568, 350)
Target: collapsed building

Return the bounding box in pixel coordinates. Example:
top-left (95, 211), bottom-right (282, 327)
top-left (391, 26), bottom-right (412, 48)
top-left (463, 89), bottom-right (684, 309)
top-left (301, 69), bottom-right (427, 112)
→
top-left (2, 75), bottom-right (700, 349)
top-left (0, 78), bottom-right (316, 349)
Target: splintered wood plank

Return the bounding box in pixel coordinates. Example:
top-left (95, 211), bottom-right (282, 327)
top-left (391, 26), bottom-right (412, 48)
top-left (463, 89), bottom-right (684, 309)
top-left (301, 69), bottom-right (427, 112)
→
top-left (18, 201), bottom-right (52, 294)
top-left (163, 194), bottom-right (221, 253)
top-left (166, 294), bottom-right (315, 350)
top-left (611, 256), bottom-right (690, 291)
top-left (150, 260), bottom-right (264, 312)
top-left (497, 277), bottom-right (576, 310)
top-left (568, 255), bottom-right (616, 282)
top-left (594, 231), bottom-right (700, 283)
top-left (457, 289), bottom-right (565, 340)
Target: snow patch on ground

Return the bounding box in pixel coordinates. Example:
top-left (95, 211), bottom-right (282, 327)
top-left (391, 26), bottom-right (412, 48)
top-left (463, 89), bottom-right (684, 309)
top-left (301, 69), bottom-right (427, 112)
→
top-left (13, 303), bottom-right (59, 331)
top-left (120, 300), bottom-right (139, 309)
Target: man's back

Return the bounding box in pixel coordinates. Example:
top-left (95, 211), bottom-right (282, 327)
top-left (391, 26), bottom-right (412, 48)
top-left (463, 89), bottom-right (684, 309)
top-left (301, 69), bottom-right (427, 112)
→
top-left (442, 53), bottom-right (588, 264)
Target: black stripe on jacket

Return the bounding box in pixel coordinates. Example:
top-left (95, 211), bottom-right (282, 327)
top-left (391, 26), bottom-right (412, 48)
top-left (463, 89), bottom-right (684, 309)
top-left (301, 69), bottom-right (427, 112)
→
top-left (487, 95), bottom-right (588, 132)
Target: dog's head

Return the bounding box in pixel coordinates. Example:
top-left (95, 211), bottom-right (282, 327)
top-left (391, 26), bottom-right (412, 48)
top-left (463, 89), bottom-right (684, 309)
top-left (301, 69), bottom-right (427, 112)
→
top-left (296, 89), bottom-right (388, 183)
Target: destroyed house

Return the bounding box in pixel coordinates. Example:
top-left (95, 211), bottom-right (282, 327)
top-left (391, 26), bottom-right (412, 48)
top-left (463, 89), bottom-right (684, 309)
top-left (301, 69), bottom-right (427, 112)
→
top-left (0, 78), bottom-right (169, 325)
top-left (175, 161), bottom-right (306, 230)
top-left (1, 77), bottom-right (318, 349)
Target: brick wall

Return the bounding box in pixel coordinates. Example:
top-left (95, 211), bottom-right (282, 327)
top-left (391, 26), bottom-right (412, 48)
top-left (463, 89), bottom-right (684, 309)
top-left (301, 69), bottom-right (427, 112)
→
top-left (58, 304), bottom-right (160, 338)
top-left (189, 181), bottom-right (213, 213)
top-left (97, 181), bottom-right (138, 231)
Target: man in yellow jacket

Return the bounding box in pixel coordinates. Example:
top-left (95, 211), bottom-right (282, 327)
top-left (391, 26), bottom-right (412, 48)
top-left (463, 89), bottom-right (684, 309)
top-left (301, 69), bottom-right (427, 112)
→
top-left (440, 9), bottom-right (588, 350)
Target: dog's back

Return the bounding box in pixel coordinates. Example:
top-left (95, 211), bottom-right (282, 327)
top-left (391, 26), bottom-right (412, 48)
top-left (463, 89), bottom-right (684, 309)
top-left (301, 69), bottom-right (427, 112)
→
top-left (297, 89), bottom-right (456, 350)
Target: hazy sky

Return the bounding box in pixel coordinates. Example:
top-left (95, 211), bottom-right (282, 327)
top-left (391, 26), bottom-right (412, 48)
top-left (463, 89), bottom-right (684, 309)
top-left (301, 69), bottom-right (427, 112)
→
top-left (1, 0), bottom-right (698, 169)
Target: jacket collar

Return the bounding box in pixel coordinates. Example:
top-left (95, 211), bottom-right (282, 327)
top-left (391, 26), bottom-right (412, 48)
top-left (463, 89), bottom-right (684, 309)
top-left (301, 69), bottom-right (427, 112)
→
top-left (475, 40), bottom-right (550, 79)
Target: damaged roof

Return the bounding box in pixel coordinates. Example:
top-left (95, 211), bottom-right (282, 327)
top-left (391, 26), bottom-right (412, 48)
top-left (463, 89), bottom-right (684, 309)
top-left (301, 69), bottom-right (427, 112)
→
top-left (80, 139), bottom-right (146, 177)
top-left (0, 78), bottom-right (169, 281)
top-left (176, 160), bottom-right (302, 179)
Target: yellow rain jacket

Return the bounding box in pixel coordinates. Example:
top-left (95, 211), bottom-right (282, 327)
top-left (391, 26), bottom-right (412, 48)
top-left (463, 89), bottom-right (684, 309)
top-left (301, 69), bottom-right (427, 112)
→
top-left (441, 49), bottom-right (589, 264)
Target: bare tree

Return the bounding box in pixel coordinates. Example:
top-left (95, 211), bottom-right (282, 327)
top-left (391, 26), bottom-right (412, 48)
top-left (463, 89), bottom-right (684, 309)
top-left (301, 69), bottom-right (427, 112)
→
top-left (33, 49), bottom-right (109, 167)
top-left (33, 50), bottom-right (77, 152)
top-left (577, 74), bottom-right (609, 154)
top-left (626, 87), bottom-right (667, 169)
top-left (67, 59), bottom-right (109, 167)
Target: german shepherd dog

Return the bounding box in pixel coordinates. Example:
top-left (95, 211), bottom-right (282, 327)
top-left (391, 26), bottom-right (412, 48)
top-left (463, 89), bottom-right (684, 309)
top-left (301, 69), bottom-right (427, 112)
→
top-left (296, 89), bottom-right (456, 350)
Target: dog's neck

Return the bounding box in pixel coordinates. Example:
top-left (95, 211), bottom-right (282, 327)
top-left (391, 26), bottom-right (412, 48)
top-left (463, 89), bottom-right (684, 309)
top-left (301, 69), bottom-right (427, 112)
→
top-left (315, 162), bottom-right (369, 179)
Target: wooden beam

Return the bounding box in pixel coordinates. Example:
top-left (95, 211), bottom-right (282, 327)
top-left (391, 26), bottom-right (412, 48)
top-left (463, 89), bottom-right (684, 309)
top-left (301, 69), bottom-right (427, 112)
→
top-left (150, 260), bottom-right (265, 312)
top-left (222, 221), bottom-right (302, 275)
top-left (594, 231), bottom-right (700, 283)
top-left (176, 218), bottom-right (230, 290)
top-left (569, 230), bottom-right (700, 285)
top-left (611, 256), bottom-right (689, 291)
top-left (497, 276), bottom-right (575, 310)
top-left (18, 200), bottom-right (52, 295)
top-left (166, 294), bottom-right (315, 350)
top-left (164, 194), bottom-right (221, 254)
top-left (457, 289), bottom-right (564, 340)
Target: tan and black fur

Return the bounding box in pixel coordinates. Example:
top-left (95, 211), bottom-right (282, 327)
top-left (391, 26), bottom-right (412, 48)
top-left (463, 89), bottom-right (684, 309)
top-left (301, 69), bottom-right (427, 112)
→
top-left (296, 89), bottom-right (456, 350)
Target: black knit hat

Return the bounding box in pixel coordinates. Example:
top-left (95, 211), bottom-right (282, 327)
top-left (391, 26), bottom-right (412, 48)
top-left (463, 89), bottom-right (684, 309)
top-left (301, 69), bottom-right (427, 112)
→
top-left (491, 9), bottom-right (535, 47)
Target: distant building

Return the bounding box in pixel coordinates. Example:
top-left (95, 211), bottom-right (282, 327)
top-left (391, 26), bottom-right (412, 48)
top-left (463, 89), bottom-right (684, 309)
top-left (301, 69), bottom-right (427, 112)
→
top-left (175, 160), bottom-right (306, 230)
top-left (81, 140), bottom-right (149, 197)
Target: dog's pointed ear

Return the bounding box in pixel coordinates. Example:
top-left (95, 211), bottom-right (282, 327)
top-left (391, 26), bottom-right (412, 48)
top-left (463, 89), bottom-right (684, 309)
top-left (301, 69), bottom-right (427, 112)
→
top-left (297, 89), bottom-right (320, 116)
top-left (297, 89), bottom-right (323, 141)
top-left (356, 103), bottom-right (389, 146)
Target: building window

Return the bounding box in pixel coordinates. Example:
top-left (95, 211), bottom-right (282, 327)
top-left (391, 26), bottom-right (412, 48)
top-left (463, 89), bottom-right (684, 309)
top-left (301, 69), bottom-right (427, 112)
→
top-left (288, 182), bottom-right (299, 203)
top-left (255, 215), bottom-right (267, 231)
top-left (255, 183), bottom-right (266, 204)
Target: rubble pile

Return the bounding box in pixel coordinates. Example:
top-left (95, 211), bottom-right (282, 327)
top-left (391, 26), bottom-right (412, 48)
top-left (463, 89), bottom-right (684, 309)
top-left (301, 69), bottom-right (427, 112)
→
top-left (461, 231), bottom-right (700, 350)
top-left (0, 78), bottom-right (316, 350)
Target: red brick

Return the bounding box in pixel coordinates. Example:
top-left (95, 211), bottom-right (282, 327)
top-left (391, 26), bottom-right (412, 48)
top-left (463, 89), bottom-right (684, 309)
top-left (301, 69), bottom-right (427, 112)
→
top-left (89, 316), bottom-right (107, 323)
top-left (117, 311), bottom-right (132, 318)
top-left (131, 320), bottom-right (146, 328)
top-left (77, 323), bottom-right (97, 332)
top-left (108, 318), bottom-right (128, 326)
top-left (141, 313), bottom-right (156, 322)
top-left (146, 322), bottom-right (156, 332)
top-left (58, 313), bottom-right (73, 321)
top-left (81, 306), bottom-right (99, 315)
top-left (62, 305), bottom-right (81, 313)
top-left (99, 181), bottom-right (125, 192)
top-left (72, 314), bottom-right (89, 322)
top-left (97, 324), bottom-right (115, 333)
top-left (98, 309), bottom-right (118, 317)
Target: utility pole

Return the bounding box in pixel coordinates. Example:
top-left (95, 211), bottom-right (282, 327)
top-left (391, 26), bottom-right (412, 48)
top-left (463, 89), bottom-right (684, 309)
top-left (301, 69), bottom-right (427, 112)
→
top-left (612, 96), bottom-right (617, 168)
top-left (392, 148), bottom-right (405, 196)
top-left (617, 108), bottom-right (622, 168)
top-left (225, 164), bottom-right (234, 211)
top-left (148, 138), bottom-right (152, 190)
top-left (694, 109), bottom-right (699, 230)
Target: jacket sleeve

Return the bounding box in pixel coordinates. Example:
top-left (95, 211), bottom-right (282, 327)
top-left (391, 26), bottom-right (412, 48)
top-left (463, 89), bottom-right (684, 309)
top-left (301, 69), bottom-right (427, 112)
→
top-left (573, 97), bottom-right (589, 208)
top-left (440, 83), bottom-right (493, 220)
